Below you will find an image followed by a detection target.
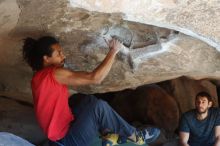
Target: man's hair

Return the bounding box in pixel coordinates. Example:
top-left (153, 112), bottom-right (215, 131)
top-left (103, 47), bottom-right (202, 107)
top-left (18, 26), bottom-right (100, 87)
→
top-left (22, 36), bottom-right (59, 71)
top-left (196, 91), bottom-right (213, 103)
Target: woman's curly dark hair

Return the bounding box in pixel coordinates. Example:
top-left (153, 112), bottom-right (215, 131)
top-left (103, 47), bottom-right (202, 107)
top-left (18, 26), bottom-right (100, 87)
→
top-left (22, 36), bottom-right (59, 71)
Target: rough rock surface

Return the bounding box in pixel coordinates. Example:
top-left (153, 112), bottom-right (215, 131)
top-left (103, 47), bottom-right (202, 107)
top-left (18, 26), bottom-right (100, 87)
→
top-left (99, 85), bottom-right (180, 133)
top-left (159, 77), bottom-right (218, 113)
top-left (1, 0), bottom-right (220, 145)
top-left (70, 0), bottom-right (220, 51)
top-left (0, 96), bottom-right (45, 145)
top-left (0, 0), bottom-right (220, 94)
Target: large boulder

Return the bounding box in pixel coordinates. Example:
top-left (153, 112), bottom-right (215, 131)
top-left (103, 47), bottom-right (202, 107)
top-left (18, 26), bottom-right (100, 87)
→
top-left (110, 85), bottom-right (179, 133)
top-left (0, 96), bottom-right (45, 145)
top-left (0, 0), bottom-right (220, 95)
top-left (159, 77), bottom-right (218, 113)
top-left (70, 0), bottom-right (220, 51)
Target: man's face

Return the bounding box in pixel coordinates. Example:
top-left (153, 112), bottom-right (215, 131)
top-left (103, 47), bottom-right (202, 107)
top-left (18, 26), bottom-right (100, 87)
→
top-left (195, 96), bottom-right (212, 114)
top-left (44, 43), bottom-right (66, 67)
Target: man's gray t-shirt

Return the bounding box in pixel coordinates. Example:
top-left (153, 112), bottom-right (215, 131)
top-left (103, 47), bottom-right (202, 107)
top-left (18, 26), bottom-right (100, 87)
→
top-left (179, 107), bottom-right (220, 146)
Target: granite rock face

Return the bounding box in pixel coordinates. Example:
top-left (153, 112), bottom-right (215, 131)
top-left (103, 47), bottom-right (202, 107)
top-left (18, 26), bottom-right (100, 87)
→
top-left (0, 0), bottom-right (220, 95)
top-left (110, 85), bottom-right (180, 133)
top-left (70, 0), bottom-right (220, 50)
top-left (0, 96), bottom-right (45, 145)
top-left (1, 1), bottom-right (220, 145)
top-left (158, 77), bottom-right (218, 123)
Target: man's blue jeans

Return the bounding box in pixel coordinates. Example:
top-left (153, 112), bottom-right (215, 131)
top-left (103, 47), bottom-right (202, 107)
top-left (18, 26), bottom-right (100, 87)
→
top-left (52, 94), bottom-right (136, 146)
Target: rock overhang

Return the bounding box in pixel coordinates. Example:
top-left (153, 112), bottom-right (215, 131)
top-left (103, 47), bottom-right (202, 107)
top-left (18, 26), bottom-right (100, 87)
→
top-left (0, 0), bottom-right (220, 94)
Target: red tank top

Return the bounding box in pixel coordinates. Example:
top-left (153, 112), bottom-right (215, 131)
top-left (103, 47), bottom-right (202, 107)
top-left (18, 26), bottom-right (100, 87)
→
top-left (31, 66), bottom-right (74, 141)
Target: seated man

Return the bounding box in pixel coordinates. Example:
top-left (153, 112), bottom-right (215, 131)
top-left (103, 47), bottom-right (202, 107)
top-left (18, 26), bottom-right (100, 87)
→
top-left (22, 36), bottom-right (160, 146)
top-left (179, 92), bottom-right (220, 146)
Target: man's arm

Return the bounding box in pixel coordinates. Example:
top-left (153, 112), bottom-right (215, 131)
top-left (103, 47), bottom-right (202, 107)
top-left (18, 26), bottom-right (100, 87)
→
top-left (179, 132), bottom-right (190, 146)
top-left (214, 126), bottom-right (220, 146)
top-left (55, 39), bottom-right (122, 86)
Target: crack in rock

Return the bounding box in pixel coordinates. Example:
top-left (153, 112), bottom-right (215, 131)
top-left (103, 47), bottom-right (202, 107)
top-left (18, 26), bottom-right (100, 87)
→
top-left (81, 25), bottom-right (179, 71)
